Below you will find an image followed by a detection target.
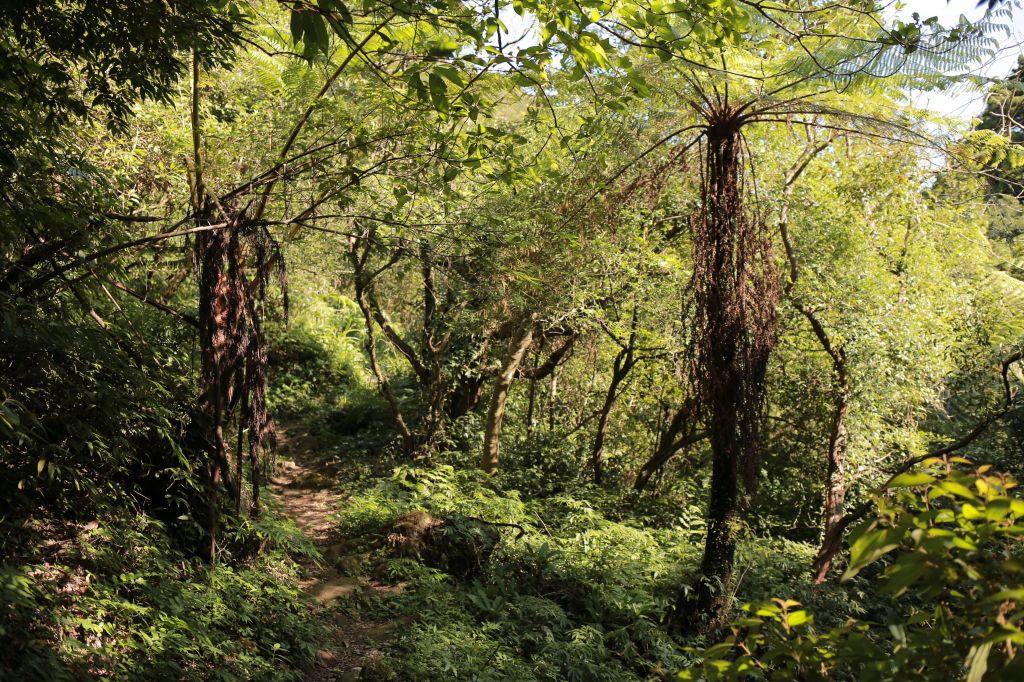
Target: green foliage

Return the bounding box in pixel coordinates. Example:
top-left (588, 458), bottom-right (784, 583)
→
top-left (4, 0), bottom-right (1024, 679)
top-left (267, 289), bottom-right (366, 417)
top-left (0, 0), bottom-right (238, 162)
top-left (331, 458), bottom-right (851, 680)
top-left (1, 514), bottom-right (320, 680)
top-left (0, 294), bottom-right (197, 520)
top-left (975, 54), bottom-right (1024, 198)
top-left (681, 463), bottom-right (1024, 680)
top-left (349, 502), bottom-right (693, 678)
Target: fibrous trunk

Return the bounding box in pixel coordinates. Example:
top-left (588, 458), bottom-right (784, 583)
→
top-left (195, 210), bottom-right (279, 557)
top-left (676, 115), bottom-right (779, 636)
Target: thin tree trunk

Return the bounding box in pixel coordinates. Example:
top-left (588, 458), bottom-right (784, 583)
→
top-left (590, 375), bottom-right (620, 484)
top-left (634, 423), bottom-right (708, 492)
top-left (634, 407), bottom-right (679, 492)
top-left (815, 356), bottom-right (849, 578)
top-left (480, 314), bottom-right (537, 474)
top-left (420, 242), bottom-right (445, 441)
top-left (356, 289), bottom-right (413, 452)
top-left (365, 284), bottom-right (430, 383)
top-left (591, 305), bottom-right (638, 484)
top-left (548, 374), bottom-right (558, 432)
top-left (812, 501), bottom-right (862, 583)
top-left (812, 352), bottom-right (1023, 582)
top-left (235, 423), bottom-right (244, 516)
top-left (790, 306), bottom-right (849, 582)
top-left (525, 346), bottom-right (539, 438)
top-left (773, 136), bottom-right (855, 583)
top-left (348, 236), bottom-right (414, 453)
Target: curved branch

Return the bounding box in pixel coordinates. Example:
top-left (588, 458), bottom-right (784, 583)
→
top-left (517, 333), bottom-right (577, 380)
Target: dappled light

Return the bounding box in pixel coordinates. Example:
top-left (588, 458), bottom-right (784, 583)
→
top-left (4, 1), bottom-right (1024, 680)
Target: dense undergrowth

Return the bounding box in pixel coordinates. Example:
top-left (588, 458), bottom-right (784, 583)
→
top-left (257, 296), bottom-right (870, 681)
top-left (4, 282), bottom-right (1023, 680)
top-left (2, 513), bottom-right (319, 680)
top-left (326, 462), bottom-right (862, 681)
top-left (1, 299), bottom-right (324, 679)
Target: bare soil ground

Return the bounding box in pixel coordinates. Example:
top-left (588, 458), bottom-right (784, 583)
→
top-left (270, 425), bottom-right (401, 681)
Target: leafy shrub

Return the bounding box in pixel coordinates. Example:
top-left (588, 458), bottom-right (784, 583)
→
top-left (682, 461), bottom-right (1024, 681)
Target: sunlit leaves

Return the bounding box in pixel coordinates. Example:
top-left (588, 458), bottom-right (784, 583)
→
top-left (685, 463), bottom-right (1024, 680)
top-left (886, 471), bottom-right (936, 488)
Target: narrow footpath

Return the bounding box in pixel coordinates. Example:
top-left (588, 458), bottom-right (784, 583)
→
top-left (270, 425), bottom-right (399, 681)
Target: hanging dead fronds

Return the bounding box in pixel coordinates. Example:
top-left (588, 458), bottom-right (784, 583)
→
top-left (690, 108), bottom-right (779, 500)
top-left (195, 202), bottom-right (285, 518)
top-left (676, 100), bottom-right (781, 636)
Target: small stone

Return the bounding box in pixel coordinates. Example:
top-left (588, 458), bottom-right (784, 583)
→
top-left (310, 575), bottom-right (361, 602)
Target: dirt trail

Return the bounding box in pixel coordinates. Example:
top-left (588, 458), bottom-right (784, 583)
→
top-left (270, 425), bottom-right (396, 681)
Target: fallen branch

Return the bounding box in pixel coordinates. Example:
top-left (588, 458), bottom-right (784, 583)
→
top-left (464, 515), bottom-right (528, 541)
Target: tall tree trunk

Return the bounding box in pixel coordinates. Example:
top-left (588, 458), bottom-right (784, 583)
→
top-left (675, 111), bottom-right (779, 637)
top-left (191, 51), bottom-right (279, 553)
top-left (788, 308), bottom-right (849, 583)
top-left (191, 51), bottom-right (220, 563)
top-left (480, 314), bottom-right (537, 474)
top-left (420, 242), bottom-right (445, 441)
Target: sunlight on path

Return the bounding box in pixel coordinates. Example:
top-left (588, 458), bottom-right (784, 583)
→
top-left (270, 425), bottom-right (399, 681)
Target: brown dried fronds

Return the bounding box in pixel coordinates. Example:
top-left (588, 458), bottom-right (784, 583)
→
top-left (195, 203), bottom-right (287, 513)
top-left (689, 112), bottom-right (780, 496)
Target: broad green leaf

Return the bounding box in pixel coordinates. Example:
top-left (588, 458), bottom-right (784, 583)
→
top-left (843, 527), bottom-right (904, 580)
top-left (887, 471), bottom-right (936, 488)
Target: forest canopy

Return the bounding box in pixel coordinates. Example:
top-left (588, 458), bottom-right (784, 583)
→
top-left (4, 0), bottom-right (1024, 680)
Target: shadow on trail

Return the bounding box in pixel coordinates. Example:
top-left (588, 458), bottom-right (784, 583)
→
top-left (271, 424), bottom-right (404, 681)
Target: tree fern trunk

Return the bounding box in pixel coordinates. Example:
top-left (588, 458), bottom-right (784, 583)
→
top-left (676, 111), bottom-right (779, 636)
